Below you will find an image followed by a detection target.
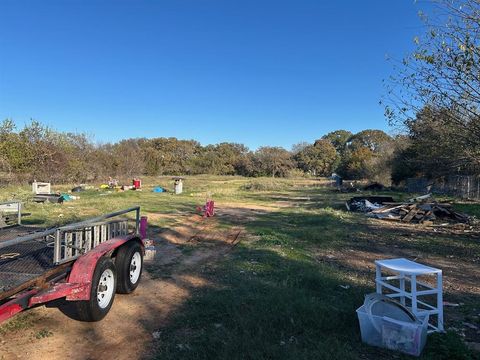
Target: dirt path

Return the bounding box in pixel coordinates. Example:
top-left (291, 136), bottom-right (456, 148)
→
top-left (2, 195), bottom-right (479, 357)
top-left (0, 206), bottom-right (255, 360)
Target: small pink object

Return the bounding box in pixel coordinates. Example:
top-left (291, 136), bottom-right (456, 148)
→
top-left (140, 216), bottom-right (148, 239)
top-left (204, 200), bottom-right (215, 217)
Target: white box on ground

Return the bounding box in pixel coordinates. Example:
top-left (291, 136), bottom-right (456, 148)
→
top-left (32, 181), bottom-right (51, 195)
top-left (357, 305), bottom-right (429, 356)
top-left (143, 239), bottom-right (156, 261)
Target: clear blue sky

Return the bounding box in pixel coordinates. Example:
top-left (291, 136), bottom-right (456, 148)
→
top-left (0, 0), bottom-right (426, 149)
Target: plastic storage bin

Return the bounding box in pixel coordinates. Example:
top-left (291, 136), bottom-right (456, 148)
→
top-left (357, 305), bottom-right (429, 356)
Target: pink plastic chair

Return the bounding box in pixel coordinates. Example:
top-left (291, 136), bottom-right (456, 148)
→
top-left (204, 200), bottom-right (215, 217)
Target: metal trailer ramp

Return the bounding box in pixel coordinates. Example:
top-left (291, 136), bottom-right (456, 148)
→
top-left (0, 226), bottom-right (55, 294)
top-left (0, 205), bottom-right (141, 301)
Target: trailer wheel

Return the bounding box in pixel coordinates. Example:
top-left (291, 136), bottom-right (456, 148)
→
top-left (116, 241), bottom-right (143, 294)
top-left (74, 257), bottom-right (117, 322)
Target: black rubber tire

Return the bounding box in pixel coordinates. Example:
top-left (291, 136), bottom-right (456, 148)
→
top-left (116, 241), bottom-right (143, 294)
top-left (73, 257), bottom-right (117, 322)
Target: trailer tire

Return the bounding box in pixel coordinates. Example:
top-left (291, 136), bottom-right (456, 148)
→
top-left (116, 241), bottom-right (143, 294)
top-left (74, 257), bottom-right (117, 322)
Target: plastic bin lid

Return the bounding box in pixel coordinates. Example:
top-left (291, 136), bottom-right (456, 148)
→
top-left (364, 293), bottom-right (418, 332)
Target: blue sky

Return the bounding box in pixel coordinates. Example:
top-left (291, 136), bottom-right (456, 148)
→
top-left (0, 0), bottom-right (425, 149)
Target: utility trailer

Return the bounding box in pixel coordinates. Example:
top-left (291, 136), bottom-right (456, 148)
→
top-left (0, 203), bottom-right (146, 323)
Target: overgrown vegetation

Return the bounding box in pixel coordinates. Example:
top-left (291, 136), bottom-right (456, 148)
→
top-left (146, 177), bottom-right (479, 360)
top-left (0, 118), bottom-right (397, 184)
top-left (385, 0), bottom-right (480, 183)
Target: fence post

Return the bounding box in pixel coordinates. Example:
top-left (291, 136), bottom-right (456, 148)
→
top-left (135, 207), bottom-right (140, 235)
top-left (54, 229), bottom-right (61, 264)
top-left (477, 176), bottom-right (480, 200)
top-left (17, 201), bottom-right (21, 225)
top-left (140, 216), bottom-right (148, 239)
top-left (467, 176), bottom-right (471, 199)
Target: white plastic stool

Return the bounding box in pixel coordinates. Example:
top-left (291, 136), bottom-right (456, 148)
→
top-left (375, 258), bottom-right (443, 333)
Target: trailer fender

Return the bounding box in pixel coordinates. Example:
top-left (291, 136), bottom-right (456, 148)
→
top-left (65, 236), bottom-right (141, 301)
top-left (29, 282), bottom-right (89, 306)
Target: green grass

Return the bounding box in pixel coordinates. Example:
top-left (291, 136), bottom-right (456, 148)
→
top-left (1, 176), bottom-right (479, 359)
top-left (0, 312), bottom-right (39, 336)
top-left (1, 176), bottom-right (249, 229)
top-left (147, 179), bottom-right (479, 360)
top-left (34, 328), bottom-right (53, 339)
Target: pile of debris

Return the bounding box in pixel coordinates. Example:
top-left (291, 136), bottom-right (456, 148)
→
top-left (364, 182), bottom-right (386, 191)
top-left (369, 202), bottom-right (472, 224)
top-left (337, 182), bottom-right (360, 193)
top-left (346, 196), bottom-right (395, 212)
top-left (346, 194), bottom-right (473, 225)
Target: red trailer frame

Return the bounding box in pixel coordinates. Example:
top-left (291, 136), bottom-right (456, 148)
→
top-left (0, 206), bottom-right (147, 323)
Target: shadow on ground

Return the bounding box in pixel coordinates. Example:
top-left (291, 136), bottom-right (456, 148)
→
top-left (1, 185), bottom-right (478, 360)
top-left (144, 196), bottom-right (480, 360)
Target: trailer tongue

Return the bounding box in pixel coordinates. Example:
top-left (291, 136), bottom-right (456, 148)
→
top-left (0, 204), bottom-right (146, 323)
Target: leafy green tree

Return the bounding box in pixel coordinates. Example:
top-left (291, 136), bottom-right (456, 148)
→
top-left (254, 146), bottom-right (293, 177)
top-left (0, 120), bottom-right (23, 174)
top-left (90, 144), bottom-right (117, 180)
top-left (191, 143), bottom-right (250, 175)
top-left (347, 129), bottom-right (392, 153)
top-left (336, 130), bottom-right (393, 181)
top-left (234, 151), bottom-right (256, 176)
top-left (142, 137), bottom-right (201, 175)
top-left (385, 0), bottom-right (480, 178)
top-left (0, 118), bottom-right (404, 182)
top-left (294, 140), bottom-right (338, 176)
top-left (111, 139), bottom-right (145, 178)
top-left (337, 147), bottom-right (374, 179)
top-left (391, 107), bottom-right (478, 182)
top-left (320, 130), bottom-right (352, 154)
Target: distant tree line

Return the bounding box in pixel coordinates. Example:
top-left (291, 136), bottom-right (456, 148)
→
top-left (7, 0), bottom-right (477, 188)
top-left (0, 118), bottom-right (401, 184)
top-left (3, 2), bottom-right (478, 187)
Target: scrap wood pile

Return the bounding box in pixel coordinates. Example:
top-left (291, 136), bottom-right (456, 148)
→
top-left (370, 202), bottom-right (471, 224)
top-left (346, 194), bottom-right (474, 225)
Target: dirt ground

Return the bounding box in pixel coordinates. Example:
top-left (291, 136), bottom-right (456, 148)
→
top-left (0, 204), bottom-right (260, 360)
top-left (0, 195), bottom-right (479, 358)
top-left (314, 218), bottom-right (480, 348)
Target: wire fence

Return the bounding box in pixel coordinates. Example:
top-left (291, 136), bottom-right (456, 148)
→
top-left (407, 176), bottom-right (480, 199)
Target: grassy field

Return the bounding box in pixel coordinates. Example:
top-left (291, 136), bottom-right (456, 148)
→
top-left (1, 176), bottom-right (479, 359)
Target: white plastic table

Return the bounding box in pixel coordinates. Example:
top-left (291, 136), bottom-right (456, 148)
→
top-left (375, 258), bottom-right (443, 333)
